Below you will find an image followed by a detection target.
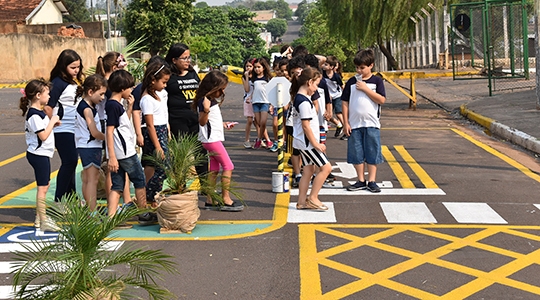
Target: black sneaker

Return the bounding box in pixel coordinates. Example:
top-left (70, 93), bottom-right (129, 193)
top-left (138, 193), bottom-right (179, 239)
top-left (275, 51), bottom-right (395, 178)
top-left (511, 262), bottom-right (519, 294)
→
top-left (204, 202), bottom-right (220, 210)
top-left (367, 181), bottom-right (381, 193)
top-left (292, 175), bottom-right (301, 188)
top-left (220, 200), bottom-right (244, 212)
top-left (335, 126), bottom-right (343, 137)
top-left (347, 181), bottom-right (367, 191)
top-left (340, 135), bottom-right (348, 141)
top-left (138, 212), bottom-right (158, 225)
top-left (326, 173), bottom-right (336, 183)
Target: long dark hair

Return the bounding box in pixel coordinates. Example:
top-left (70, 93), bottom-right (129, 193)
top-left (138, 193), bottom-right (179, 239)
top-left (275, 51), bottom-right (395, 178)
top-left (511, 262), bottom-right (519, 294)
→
top-left (141, 61), bottom-right (172, 100)
top-left (290, 67), bottom-right (321, 98)
top-left (96, 51), bottom-right (124, 77)
top-left (250, 58), bottom-right (272, 82)
top-left (75, 74), bottom-right (108, 103)
top-left (193, 70), bottom-right (228, 110)
top-left (50, 49), bottom-right (84, 84)
top-left (19, 79), bottom-right (50, 116)
top-left (165, 43), bottom-right (194, 74)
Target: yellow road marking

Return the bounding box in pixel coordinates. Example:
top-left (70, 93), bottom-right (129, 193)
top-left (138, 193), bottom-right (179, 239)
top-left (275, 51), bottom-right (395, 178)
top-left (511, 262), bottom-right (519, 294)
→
top-left (394, 145), bottom-right (438, 188)
top-left (300, 224), bottom-right (540, 299)
top-left (382, 145), bottom-right (415, 188)
top-left (0, 152), bottom-right (25, 168)
top-left (452, 128), bottom-right (540, 183)
top-left (0, 170), bottom-right (58, 205)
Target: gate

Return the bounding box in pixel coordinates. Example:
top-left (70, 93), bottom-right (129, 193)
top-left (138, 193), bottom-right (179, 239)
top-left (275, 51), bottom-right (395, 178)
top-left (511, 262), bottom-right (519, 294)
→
top-left (450, 0), bottom-right (530, 96)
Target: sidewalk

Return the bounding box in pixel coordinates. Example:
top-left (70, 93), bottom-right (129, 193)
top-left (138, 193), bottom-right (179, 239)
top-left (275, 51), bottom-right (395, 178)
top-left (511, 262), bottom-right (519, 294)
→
top-left (388, 75), bottom-right (540, 155)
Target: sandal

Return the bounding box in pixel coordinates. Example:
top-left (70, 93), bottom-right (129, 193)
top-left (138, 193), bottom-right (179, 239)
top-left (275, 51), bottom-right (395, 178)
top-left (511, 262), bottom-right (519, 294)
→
top-left (306, 199), bottom-right (329, 211)
top-left (296, 203), bottom-right (308, 210)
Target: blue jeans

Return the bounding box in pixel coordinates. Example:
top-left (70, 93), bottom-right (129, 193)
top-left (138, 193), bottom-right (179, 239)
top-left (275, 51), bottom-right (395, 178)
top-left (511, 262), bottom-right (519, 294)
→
top-left (110, 154), bottom-right (146, 191)
top-left (347, 127), bottom-right (383, 165)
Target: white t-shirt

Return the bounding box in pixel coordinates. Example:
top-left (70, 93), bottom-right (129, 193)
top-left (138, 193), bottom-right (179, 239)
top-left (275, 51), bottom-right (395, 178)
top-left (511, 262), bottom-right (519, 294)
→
top-left (316, 87), bottom-right (328, 131)
top-left (105, 99), bottom-right (136, 160)
top-left (342, 75), bottom-right (386, 129)
top-left (75, 100), bottom-right (102, 149)
top-left (140, 91), bottom-right (169, 126)
top-left (198, 98), bottom-right (224, 143)
top-left (49, 77), bottom-right (80, 134)
top-left (251, 77), bottom-right (269, 104)
top-left (25, 108), bottom-right (55, 158)
top-left (292, 93), bottom-right (319, 151)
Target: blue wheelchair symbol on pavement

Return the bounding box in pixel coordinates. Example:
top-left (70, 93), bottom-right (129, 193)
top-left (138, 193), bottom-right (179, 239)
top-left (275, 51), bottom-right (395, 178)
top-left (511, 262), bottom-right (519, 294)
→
top-left (0, 226), bottom-right (59, 243)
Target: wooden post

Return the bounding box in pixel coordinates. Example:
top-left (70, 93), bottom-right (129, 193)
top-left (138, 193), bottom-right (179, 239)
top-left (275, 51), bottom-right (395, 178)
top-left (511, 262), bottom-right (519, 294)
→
top-left (410, 72), bottom-right (417, 110)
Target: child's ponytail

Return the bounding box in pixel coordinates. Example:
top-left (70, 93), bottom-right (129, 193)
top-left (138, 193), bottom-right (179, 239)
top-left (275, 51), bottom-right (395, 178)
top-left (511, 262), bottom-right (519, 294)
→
top-left (19, 79), bottom-right (50, 116)
top-left (289, 66), bottom-right (321, 98)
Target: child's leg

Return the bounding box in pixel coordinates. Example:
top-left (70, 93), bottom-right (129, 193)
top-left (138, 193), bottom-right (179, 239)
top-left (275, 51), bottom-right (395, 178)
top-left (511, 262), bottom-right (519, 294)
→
top-left (298, 164), bottom-right (314, 207)
top-left (36, 185), bottom-right (48, 223)
top-left (254, 111), bottom-right (262, 139)
top-left (259, 111), bottom-right (269, 140)
top-left (123, 178), bottom-right (132, 204)
top-left (353, 163), bottom-right (366, 182)
top-left (245, 116), bottom-right (253, 142)
top-left (107, 190), bottom-right (121, 217)
top-left (121, 155), bottom-right (147, 209)
top-left (367, 164), bottom-right (377, 182)
top-left (309, 162), bottom-right (332, 204)
top-left (83, 166), bottom-right (100, 211)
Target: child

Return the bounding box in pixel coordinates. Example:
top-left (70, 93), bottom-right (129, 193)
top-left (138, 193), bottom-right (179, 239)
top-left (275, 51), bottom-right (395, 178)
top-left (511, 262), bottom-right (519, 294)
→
top-left (140, 62), bottom-right (172, 204)
top-left (250, 58), bottom-right (273, 149)
top-left (342, 49), bottom-right (386, 193)
top-left (45, 49), bottom-right (84, 202)
top-left (286, 56), bottom-right (306, 188)
top-left (291, 67), bottom-right (331, 210)
top-left (20, 80), bottom-right (61, 231)
top-left (195, 70), bottom-right (244, 212)
top-left (322, 55), bottom-right (344, 138)
top-left (75, 74), bottom-right (108, 211)
top-left (241, 58), bottom-right (257, 149)
top-left (106, 70), bottom-right (156, 224)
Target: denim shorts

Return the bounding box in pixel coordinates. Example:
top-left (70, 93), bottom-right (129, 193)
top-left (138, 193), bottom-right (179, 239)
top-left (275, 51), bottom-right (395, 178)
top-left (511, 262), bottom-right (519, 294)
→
top-left (252, 103), bottom-right (270, 113)
top-left (110, 154), bottom-right (146, 191)
top-left (333, 97), bottom-right (343, 114)
top-left (26, 152), bottom-right (50, 186)
top-left (78, 148), bottom-right (102, 169)
top-left (347, 127), bottom-right (383, 165)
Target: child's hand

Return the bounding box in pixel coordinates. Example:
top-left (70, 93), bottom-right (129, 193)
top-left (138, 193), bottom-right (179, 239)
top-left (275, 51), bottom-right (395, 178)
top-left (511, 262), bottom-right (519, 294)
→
top-left (343, 123), bottom-right (352, 136)
top-left (136, 134), bottom-right (144, 146)
top-left (245, 95), bottom-right (251, 104)
top-left (51, 115), bottom-right (61, 127)
top-left (224, 122), bottom-right (238, 129)
top-left (108, 158), bottom-right (119, 173)
top-left (125, 94), bottom-right (135, 106)
top-left (316, 143), bottom-right (326, 153)
top-left (156, 147), bottom-right (165, 159)
top-left (356, 80), bottom-right (368, 92)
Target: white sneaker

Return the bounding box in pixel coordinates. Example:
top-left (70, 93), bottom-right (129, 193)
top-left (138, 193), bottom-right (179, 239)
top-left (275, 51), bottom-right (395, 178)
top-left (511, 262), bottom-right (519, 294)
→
top-left (40, 217), bottom-right (60, 232)
top-left (243, 141), bottom-right (252, 149)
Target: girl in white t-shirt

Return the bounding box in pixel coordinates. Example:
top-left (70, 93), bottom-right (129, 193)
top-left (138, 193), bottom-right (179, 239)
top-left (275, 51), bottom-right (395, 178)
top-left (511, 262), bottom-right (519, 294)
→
top-left (291, 67), bottom-right (331, 211)
top-left (75, 74), bottom-right (108, 211)
top-left (195, 71), bottom-right (244, 212)
top-left (140, 62), bottom-right (172, 204)
top-left (20, 80), bottom-right (61, 231)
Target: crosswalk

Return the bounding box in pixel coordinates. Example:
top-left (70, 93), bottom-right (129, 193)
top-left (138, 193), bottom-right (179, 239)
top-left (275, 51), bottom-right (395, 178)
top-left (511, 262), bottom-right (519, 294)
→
top-left (0, 240), bottom-right (123, 299)
top-left (287, 201), bottom-right (536, 224)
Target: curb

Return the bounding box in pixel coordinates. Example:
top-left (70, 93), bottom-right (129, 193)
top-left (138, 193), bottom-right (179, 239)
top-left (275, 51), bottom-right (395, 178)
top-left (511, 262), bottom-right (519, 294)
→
top-left (0, 83), bottom-right (26, 89)
top-left (460, 104), bottom-right (540, 155)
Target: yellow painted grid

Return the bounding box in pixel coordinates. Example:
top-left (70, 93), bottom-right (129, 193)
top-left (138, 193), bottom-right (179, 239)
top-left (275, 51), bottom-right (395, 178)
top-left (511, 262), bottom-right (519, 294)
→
top-left (300, 224), bottom-right (540, 299)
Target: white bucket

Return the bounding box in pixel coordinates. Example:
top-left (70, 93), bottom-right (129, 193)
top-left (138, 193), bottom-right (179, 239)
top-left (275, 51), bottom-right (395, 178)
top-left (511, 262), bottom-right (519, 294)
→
top-left (272, 171), bottom-right (289, 193)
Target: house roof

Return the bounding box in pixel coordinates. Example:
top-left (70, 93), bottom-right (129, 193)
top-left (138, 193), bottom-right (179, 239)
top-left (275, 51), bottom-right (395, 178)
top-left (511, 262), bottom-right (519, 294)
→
top-left (252, 10), bottom-right (275, 22)
top-left (0, 0), bottom-right (68, 22)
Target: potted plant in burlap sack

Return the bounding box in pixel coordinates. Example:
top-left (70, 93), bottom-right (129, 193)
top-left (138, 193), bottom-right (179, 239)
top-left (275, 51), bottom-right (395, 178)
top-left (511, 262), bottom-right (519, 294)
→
top-left (146, 133), bottom-right (241, 233)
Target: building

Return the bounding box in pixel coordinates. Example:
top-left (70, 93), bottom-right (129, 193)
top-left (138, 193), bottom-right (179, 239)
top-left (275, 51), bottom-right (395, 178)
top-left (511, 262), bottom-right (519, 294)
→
top-left (0, 0), bottom-right (68, 25)
top-left (252, 10), bottom-right (276, 24)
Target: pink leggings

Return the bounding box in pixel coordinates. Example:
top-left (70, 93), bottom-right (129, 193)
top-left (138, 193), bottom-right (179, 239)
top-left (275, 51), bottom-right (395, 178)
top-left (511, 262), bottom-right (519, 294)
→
top-left (202, 141), bottom-right (234, 172)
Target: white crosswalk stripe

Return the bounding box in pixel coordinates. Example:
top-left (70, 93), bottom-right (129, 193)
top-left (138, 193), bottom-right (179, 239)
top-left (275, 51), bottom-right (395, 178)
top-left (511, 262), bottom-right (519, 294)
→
top-left (380, 202), bottom-right (438, 223)
top-left (0, 241), bottom-right (123, 299)
top-left (443, 202), bottom-right (508, 224)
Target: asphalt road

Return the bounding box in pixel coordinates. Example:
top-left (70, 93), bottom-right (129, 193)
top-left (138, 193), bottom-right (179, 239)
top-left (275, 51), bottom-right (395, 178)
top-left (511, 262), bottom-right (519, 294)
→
top-left (0, 81), bottom-right (540, 299)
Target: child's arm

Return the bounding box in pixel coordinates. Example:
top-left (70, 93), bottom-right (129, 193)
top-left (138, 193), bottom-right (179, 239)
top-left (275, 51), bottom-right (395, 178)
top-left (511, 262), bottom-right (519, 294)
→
top-left (84, 108), bottom-right (105, 141)
top-left (324, 101), bottom-right (333, 121)
top-left (132, 109), bottom-right (144, 146)
top-left (356, 81), bottom-right (386, 104)
top-left (125, 94), bottom-right (134, 120)
top-left (302, 119), bottom-right (325, 153)
top-left (342, 101), bottom-right (351, 136)
top-left (106, 126), bottom-right (118, 173)
top-left (242, 74), bottom-right (250, 93)
top-left (36, 115), bottom-right (60, 141)
top-left (144, 114), bottom-right (164, 159)
top-left (198, 97), bottom-right (210, 126)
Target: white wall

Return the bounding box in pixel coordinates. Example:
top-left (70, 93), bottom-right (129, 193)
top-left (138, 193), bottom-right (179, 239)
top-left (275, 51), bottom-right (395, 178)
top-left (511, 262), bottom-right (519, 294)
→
top-left (29, 0), bottom-right (63, 25)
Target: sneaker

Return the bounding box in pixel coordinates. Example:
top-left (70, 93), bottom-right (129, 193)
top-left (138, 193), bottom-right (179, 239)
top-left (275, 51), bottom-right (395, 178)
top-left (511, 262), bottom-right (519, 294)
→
top-left (243, 141), bottom-right (252, 149)
top-left (34, 215), bottom-right (40, 228)
top-left (138, 212), bottom-right (158, 225)
top-left (41, 217), bottom-right (60, 232)
top-left (220, 200), bottom-right (244, 212)
top-left (347, 180), bottom-right (367, 191)
top-left (204, 202), bottom-right (221, 210)
top-left (266, 140), bottom-right (273, 149)
top-left (269, 141), bottom-right (278, 152)
top-left (322, 181), bottom-right (335, 188)
top-left (292, 174), bottom-right (301, 188)
top-left (340, 135), bottom-right (348, 141)
top-left (253, 139), bottom-right (261, 149)
top-left (287, 158), bottom-right (293, 167)
top-left (335, 126), bottom-right (343, 137)
top-left (326, 173), bottom-right (336, 183)
top-left (367, 181), bottom-right (381, 193)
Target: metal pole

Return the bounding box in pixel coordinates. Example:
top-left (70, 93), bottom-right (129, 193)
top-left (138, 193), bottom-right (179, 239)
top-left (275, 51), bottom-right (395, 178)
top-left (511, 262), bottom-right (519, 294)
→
top-left (422, 8), bottom-right (433, 65)
top-left (429, 3), bottom-right (440, 54)
top-left (106, 0), bottom-right (111, 39)
top-left (416, 12), bottom-right (426, 66)
top-left (535, 0), bottom-right (540, 108)
top-left (276, 83), bottom-right (285, 172)
top-left (411, 16), bottom-right (420, 68)
top-left (443, 0), bottom-right (449, 51)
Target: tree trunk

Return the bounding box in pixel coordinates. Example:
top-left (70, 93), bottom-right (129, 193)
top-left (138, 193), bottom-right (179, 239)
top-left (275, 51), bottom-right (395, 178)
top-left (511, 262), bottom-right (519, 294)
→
top-left (379, 41), bottom-right (399, 70)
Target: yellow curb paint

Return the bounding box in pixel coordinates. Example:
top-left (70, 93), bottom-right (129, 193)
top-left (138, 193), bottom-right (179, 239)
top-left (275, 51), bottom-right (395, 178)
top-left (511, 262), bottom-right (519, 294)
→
top-left (452, 128), bottom-right (540, 183)
top-left (0, 152), bottom-right (25, 168)
top-left (460, 104), bottom-right (495, 129)
top-left (382, 145), bottom-right (415, 188)
top-left (394, 145), bottom-right (438, 188)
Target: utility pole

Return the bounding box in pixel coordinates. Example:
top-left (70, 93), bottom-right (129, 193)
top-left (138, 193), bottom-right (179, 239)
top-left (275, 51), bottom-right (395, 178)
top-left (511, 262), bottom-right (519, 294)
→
top-left (106, 0), bottom-right (111, 39)
top-left (536, 0), bottom-right (540, 109)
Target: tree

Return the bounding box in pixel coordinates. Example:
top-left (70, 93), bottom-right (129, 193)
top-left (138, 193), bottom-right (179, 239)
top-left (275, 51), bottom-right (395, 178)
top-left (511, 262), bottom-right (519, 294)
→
top-left (319, 0), bottom-right (446, 70)
top-left (124, 0), bottom-right (194, 56)
top-left (63, 0), bottom-right (91, 22)
top-left (195, 1), bottom-right (209, 8)
top-left (295, 0), bottom-right (314, 24)
top-left (265, 18), bottom-right (288, 39)
top-left (228, 7), bottom-right (267, 59)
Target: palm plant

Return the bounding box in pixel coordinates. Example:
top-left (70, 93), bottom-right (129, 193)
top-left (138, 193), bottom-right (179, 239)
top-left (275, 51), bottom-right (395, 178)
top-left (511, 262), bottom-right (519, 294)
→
top-left (11, 195), bottom-right (178, 300)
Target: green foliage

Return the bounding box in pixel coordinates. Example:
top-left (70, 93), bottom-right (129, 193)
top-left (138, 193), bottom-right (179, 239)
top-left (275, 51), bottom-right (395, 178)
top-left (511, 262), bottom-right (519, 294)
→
top-left (62, 0), bottom-right (91, 22)
top-left (265, 18), bottom-right (288, 38)
top-left (124, 0), bottom-right (194, 56)
top-left (191, 6), bottom-right (265, 66)
top-left (12, 195), bottom-right (177, 300)
top-left (294, 0), bottom-right (314, 24)
top-left (195, 1), bottom-right (209, 8)
top-left (296, 4), bottom-right (356, 72)
top-left (251, 0), bottom-right (292, 19)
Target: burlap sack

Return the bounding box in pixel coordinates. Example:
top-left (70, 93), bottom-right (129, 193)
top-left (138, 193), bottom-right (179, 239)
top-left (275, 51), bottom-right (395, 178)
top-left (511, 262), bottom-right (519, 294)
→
top-left (156, 190), bottom-right (200, 233)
